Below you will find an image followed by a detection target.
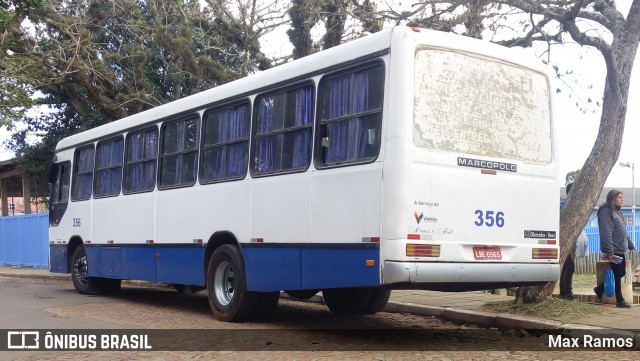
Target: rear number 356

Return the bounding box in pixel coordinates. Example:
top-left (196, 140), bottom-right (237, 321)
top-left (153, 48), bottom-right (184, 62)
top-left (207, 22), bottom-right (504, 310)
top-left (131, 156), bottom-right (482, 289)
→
top-left (474, 210), bottom-right (505, 228)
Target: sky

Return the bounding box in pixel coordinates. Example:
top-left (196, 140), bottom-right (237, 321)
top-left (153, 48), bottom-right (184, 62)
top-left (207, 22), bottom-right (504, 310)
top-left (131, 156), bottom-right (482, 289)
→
top-left (550, 38), bottom-right (640, 189)
top-left (1, 1), bottom-right (639, 188)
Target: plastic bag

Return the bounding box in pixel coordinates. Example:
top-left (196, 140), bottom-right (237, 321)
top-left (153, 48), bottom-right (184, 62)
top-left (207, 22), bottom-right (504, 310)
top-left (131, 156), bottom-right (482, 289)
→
top-left (604, 268), bottom-right (615, 297)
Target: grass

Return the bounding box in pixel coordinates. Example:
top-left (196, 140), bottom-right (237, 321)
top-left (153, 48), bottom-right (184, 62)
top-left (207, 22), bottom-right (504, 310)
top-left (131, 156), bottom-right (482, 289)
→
top-left (480, 297), bottom-right (604, 320)
top-left (481, 273), bottom-right (638, 320)
top-left (480, 273), bottom-right (608, 321)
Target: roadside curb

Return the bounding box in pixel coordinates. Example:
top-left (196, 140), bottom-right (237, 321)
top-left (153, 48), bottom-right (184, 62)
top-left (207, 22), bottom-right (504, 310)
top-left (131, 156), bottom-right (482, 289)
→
top-left (0, 271), bottom-right (69, 282)
top-left (281, 292), bottom-right (560, 330)
top-left (280, 292), bottom-right (640, 339)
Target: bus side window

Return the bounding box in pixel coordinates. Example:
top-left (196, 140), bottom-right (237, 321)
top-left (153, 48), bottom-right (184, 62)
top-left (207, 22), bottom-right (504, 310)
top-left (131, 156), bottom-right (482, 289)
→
top-left (49, 162), bottom-right (71, 205)
top-left (71, 145), bottom-right (95, 201)
top-left (201, 103), bottom-right (250, 183)
top-left (316, 63), bottom-right (384, 167)
top-left (95, 137), bottom-right (124, 197)
top-left (159, 116), bottom-right (199, 188)
top-left (124, 127), bottom-right (158, 193)
top-left (49, 162), bottom-right (70, 226)
top-left (252, 84), bottom-right (314, 176)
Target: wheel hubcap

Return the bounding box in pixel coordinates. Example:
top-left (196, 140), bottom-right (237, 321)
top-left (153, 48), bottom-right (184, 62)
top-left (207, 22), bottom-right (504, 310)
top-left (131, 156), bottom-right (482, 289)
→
top-left (214, 260), bottom-right (235, 306)
top-left (73, 255), bottom-right (88, 285)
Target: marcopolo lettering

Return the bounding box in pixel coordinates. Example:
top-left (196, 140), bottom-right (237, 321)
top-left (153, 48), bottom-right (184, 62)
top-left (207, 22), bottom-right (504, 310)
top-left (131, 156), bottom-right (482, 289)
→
top-left (457, 157), bottom-right (517, 172)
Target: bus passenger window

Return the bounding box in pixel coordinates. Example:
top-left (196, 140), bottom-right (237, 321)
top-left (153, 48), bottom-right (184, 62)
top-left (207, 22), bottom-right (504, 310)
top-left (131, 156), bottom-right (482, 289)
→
top-left (201, 103), bottom-right (250, 183)
top-left (71, 145), bottom-right (95, 201)
top-left (160, 117), bottom-right (199, 188)
top-left (252, 85), bottom-right (314, 176)
top-left (317, 63), bottom-right (384, 167)
top-left (124, 127), bottom-right (158, 193)
top-left (95, 137), bottom-right (124, 197)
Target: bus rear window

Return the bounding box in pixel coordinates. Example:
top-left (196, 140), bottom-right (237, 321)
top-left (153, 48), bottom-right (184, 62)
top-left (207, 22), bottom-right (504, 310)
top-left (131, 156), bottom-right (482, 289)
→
top-left (413, 48), bottom-right (552, 164)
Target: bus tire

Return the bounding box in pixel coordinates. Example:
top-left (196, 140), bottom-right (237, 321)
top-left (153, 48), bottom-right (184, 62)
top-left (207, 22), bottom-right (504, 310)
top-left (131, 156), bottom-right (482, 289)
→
top-left (285, 290), bottom-right (319, 300)
top-left (322, 287), bottom-right (373, 315)
top-left (253, 291), bottom-right (280, 319)
top-left (363, 287), bottom-right (391, 314)
top-left (70, 246), bottom-right (100, 295)
top-left (207, 244), bottom-right (257, 322)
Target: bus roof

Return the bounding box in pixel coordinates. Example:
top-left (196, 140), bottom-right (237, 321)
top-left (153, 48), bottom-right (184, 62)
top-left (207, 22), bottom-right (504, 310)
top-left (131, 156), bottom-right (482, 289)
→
top-left (54, 26), bottom-right (551, 152)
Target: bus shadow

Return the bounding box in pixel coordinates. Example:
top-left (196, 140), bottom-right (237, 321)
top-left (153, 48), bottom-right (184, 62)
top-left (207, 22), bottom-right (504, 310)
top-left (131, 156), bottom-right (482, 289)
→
top-left (89, 284), bottom-right (418, 330)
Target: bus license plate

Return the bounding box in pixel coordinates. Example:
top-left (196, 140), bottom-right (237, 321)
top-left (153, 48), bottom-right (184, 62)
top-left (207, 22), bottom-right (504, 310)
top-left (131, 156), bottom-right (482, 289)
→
top-left (473, 247), bottom-right (502, 260)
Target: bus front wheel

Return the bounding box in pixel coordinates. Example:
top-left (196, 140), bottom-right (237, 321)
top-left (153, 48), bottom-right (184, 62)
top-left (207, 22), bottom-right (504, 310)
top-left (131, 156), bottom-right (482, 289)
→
top-left (71, 246), bottom-right (122, 295)
top-left (206, 244), bottom-right (257, 322)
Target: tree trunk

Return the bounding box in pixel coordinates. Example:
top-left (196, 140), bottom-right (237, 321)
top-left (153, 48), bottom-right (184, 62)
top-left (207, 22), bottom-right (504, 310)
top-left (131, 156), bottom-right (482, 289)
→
top-left (513, 0), bottom-right (640, 305)
top-left (514, 284), bottom-right (549, 304)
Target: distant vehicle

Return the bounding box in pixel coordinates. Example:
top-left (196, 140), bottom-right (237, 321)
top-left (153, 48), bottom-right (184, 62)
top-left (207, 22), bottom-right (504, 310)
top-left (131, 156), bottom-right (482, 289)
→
top-left (49, 26), bottom-right (559, 322)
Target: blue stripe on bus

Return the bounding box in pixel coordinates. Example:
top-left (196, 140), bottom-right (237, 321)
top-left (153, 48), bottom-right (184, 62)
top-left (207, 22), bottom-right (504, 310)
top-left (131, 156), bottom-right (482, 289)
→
top-left (49, 245), bottom-right (68, 273)
top-left (242, 246), bottom-right (381, 291)
top-left (50, 244), bottom-right (380, 291)
top-left (83, 245), bottom-right (205, 286)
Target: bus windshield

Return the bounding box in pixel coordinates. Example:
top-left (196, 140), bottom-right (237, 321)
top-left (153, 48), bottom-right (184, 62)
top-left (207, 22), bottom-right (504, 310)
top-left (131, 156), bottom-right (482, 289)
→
top-left (413, 47), bottom-right (552, 164)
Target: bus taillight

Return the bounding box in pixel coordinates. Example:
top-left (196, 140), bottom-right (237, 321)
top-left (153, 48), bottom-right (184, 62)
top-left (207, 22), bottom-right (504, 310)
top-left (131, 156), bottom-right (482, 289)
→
top-left (406, 244), bottom-right (440, 257)
top-left (532, 248), bottom-right (558, 259)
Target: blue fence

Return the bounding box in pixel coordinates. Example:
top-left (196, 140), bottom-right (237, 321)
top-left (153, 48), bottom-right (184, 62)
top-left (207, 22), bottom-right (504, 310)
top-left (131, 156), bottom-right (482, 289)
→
top-left (584, 226), bottom-right (640, 254)
top-left (0, 213), bottom-right (49, 268)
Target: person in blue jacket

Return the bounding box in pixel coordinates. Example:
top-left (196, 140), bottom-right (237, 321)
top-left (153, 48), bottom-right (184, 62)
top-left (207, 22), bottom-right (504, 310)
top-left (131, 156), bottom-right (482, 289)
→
top-left (594, 189), bottom-right (637, 308)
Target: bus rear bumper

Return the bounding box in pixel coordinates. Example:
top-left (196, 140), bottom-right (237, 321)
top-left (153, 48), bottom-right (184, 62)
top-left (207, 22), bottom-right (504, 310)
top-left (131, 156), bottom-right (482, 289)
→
top-left (383, 261), bottom-right (560, 285)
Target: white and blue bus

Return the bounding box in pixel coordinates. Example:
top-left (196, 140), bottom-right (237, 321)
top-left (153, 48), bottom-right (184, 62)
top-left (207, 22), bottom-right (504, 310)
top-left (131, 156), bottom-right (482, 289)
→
top-left (49, 26), bottom-right (560, 321)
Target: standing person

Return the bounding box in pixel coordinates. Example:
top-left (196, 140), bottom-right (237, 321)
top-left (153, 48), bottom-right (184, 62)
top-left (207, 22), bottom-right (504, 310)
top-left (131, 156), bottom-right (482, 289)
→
top-left (559, 183), bottom-right (589, 300)
top-left (594, 189), bottom-right (637, 308)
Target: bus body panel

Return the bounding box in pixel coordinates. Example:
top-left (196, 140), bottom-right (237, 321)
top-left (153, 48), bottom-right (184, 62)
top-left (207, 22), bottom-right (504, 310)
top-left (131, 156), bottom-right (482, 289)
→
top-left (242, 245), bottom-right (380, 292)
top-left (84, 244), bottom-right (205, 285)
top-left (155, 182), bottom-right (251, 245)
top-left (309, 164), bottom-right (383, 244)
top-left (250, 172), bottom-right (311, 244)
top-left (92, 192), bottom-right (155, 244)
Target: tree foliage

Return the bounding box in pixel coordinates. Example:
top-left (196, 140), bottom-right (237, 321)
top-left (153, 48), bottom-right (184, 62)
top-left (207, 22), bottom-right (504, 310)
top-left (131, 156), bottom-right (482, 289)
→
top-left (0, 0), bottom-right (45, 126)
top-left (286, 0), bottom-right (383, 60)
top-left (2, 0), bottom-right (282, 197)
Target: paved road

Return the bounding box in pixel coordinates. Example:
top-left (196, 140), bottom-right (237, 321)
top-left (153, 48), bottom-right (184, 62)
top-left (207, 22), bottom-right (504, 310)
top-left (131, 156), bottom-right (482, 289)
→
top-left (0, 277), bottom-right (636, 360)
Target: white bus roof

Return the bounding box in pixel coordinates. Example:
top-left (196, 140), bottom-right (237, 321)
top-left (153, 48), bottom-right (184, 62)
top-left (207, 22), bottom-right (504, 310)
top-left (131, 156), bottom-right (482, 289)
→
top-left (55, 26), bottom-right (550, 152)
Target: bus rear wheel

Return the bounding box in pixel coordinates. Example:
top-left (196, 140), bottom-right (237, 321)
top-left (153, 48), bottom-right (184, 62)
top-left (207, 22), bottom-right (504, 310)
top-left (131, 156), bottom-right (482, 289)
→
top-left (207, 244), bottom-right (257, 322)
top-left (363, 287), bottom-right (391, 314)
top-left (322, 287), bottom-right (373, 315)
